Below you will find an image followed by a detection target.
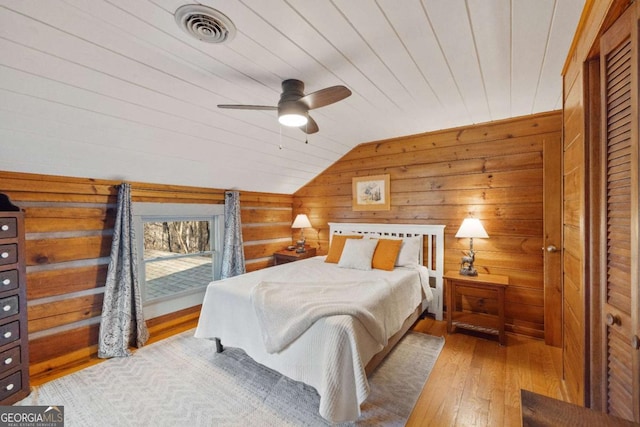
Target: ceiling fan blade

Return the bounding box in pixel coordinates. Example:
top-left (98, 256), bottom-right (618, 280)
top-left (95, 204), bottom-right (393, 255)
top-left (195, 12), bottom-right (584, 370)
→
top-left (300, 115), bottom-right (319, 134)
top-left (300, 86), bottom-right (352, 110)
top-left (217, 104), bottom-right (277, 110)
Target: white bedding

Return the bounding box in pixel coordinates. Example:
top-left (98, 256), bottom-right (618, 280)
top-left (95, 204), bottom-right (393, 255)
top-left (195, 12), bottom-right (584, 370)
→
top-left (252, 279), bottom-right (392, 353)
top-left (194, 256), bottom-right (432, 423)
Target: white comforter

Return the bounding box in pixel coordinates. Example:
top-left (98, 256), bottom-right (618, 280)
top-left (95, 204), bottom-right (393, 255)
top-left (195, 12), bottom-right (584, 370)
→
top-left (194, 256), bottom-right (432, 423)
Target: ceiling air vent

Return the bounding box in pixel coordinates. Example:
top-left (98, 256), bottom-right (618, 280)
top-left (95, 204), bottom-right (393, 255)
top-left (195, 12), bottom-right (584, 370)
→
top-left (175, 4), bottom-right (236, 44)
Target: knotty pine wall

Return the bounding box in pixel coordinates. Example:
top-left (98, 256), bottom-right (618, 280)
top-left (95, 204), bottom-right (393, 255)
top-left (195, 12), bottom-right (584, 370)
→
top-left (0, 171), bottom-right (292, 378)
top-left (293, 111), bottom-right (562, 339)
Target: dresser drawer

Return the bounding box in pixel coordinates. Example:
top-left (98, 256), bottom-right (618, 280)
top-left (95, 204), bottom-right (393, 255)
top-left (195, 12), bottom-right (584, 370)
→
top-left (0, 347), bottom-right (20, 376)
top-left (0, 245), bottom-right (17, 267)
top-left (0, 322), bottom-right (19, 346)
top-left (0, 371), bottom-right (21, 402)
top-left (0, 218), bottom-right (16, 239)
top-left (0, 270), bottom-right (18, 293)
top-left (0, 296), bottom-right (18, 320)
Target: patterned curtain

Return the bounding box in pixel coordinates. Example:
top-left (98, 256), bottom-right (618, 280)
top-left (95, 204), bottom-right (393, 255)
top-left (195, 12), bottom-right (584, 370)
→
top-left (221, 190), bottom-right (245, 279)
top-left (98, 183), bottom-right (149, 358)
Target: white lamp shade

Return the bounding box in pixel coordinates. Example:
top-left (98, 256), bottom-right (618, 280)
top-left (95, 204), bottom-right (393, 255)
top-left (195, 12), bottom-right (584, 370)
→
top-left (455, 218), bottom-right (489, 238)
top-left (291, 214), bottom-right (312, 229)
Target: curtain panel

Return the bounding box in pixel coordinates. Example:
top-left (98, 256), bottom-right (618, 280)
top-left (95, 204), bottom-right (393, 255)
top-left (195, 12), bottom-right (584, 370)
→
top-left (221, 190), bottom-right (245, 279)
top-left (98, 183), bottom-right (149, 358)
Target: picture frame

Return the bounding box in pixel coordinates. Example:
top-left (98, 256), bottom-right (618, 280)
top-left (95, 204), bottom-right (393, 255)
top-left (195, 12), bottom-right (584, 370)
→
top-left (352, 174), bottom-right (391, 211)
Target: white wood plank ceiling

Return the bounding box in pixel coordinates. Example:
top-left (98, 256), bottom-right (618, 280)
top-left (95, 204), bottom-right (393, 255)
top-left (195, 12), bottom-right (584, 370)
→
top-left (0, 0), bottom-right (585, 194)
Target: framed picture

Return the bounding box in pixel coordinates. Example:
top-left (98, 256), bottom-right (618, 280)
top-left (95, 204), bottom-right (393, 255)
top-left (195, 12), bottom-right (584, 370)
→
top-left (352, 174), bottom-right (390, 211)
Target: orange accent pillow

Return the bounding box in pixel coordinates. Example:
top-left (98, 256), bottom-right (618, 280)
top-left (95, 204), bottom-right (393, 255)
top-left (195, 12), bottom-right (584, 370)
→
top-left (372, 238), bottom-right (403, 271)
top-left (325, 234), bottom-right (363, 263)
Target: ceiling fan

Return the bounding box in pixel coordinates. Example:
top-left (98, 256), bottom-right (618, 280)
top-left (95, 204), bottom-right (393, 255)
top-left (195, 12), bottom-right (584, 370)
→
top-left (217, 79), bottom-right (352, 134)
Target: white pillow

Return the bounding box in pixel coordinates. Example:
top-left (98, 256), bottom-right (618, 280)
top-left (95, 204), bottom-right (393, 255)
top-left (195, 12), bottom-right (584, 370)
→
top-left (338, 238), bottom-right (379, 270)
top-left (395, 236), bottom-right (422, 267)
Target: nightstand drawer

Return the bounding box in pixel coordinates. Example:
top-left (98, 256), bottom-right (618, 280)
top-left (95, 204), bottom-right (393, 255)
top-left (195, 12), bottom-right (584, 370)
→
top-left (0, 245), bottom-right (17, 267)
top-left (454, 283), bottom-right (499, 298)
top-left (454, 284), bottom-right (499, 314)
top-left (0, 371), bottom-right (21, 401)
top-left (0, 270), bottom-right (18, 293)
top-left (0, 218), bottom-right (16, 239)
top-left (0, 346), bottom-right (20, 375)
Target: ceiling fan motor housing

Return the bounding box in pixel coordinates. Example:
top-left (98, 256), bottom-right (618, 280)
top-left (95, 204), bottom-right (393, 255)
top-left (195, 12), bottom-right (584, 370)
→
top-left (278, 79), bottom-right (309, 125)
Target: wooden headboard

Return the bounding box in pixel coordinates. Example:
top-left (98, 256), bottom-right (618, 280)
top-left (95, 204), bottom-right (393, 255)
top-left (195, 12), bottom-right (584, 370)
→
top-left (328, 222), bottom-right (445, 321)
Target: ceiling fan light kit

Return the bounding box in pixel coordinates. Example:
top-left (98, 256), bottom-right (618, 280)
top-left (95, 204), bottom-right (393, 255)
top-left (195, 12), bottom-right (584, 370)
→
top-left (278, 113), bottom-right (308, 127)
top-left (278, 101), bottom-right (308, 127)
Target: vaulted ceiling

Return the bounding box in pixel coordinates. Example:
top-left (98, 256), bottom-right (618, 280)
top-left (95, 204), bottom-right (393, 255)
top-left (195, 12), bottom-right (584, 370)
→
top-left (0, 0), bottom-right (585, 194)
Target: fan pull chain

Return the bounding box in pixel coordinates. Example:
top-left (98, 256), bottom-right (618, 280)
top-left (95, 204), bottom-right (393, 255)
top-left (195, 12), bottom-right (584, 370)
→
top-left (278, 125), bottom-right (283, 150)
top-left (305, 119), bottom-right (308, 144)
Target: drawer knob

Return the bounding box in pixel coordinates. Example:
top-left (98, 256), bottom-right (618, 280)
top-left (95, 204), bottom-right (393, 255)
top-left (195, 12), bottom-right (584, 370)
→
top-left (0, 253), bottom-right (8, 259)
top-left (3, 332), bottom-right (11, 339)
top-left (5, 383), bottom-right (13, 391)
top-left (2, 279), bottom-right (9, 286)
top-left (1, 225), bottom-right (8, 231)
top-left (4, 357), bottom-right (12, 365)
top-left (3, 305), bottom-right (11, 312)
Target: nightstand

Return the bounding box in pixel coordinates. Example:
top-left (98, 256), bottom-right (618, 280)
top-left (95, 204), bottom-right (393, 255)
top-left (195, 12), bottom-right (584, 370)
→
top-left (444, 271), bottom-right (509, 345)
top-left (273, 247), bottom-right (317, 265)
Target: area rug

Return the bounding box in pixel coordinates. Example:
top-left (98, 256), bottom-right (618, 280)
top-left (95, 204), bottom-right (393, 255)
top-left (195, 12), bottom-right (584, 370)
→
top-left (17, 330), bottom-right (444, 426)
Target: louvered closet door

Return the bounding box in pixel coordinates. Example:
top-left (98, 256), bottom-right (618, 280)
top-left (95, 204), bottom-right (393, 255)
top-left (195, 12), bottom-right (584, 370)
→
top-left (600, 5), bottom-right (640, 422)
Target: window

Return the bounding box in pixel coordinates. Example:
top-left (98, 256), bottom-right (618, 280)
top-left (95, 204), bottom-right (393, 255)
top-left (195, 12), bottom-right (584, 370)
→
top-left (133, 203), bottom-right (224, 319)
top-left (143, 220), bottom-right (212, 301)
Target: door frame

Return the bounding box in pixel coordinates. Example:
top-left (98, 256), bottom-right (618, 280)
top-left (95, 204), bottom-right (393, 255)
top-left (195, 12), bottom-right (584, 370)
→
top-left (585, 55), bottom-right (604, 411)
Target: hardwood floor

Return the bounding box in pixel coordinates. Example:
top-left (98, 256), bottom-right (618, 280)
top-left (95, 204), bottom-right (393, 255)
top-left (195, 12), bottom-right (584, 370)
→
top-left (32, 315), bottom-right (566, 427)
top-left (407, 317), bottom-right (566, 426)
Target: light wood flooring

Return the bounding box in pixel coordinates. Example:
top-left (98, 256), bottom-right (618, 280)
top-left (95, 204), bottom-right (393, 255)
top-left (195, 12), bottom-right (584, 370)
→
top-left (33, 316), bottom-right (566, 426)
top-left (407, 317), bottom-right (566, 426)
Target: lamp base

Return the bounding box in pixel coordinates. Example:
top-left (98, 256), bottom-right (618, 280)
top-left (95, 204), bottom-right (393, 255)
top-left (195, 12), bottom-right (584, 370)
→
top-left (295, 240), bottom-right (306, 253)
top-left (459, 266), bottom-right (478, 276)
top-left (460, 248), bottom-right (477, 276)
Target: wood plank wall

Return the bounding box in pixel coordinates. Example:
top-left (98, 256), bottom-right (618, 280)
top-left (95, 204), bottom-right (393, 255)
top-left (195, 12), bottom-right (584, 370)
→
top-left (560, 0), bottom-right (629, 406)
top-left (293, 112), bottom-right (562, 340)
top-left (0, 171), bottom-right (292, 377)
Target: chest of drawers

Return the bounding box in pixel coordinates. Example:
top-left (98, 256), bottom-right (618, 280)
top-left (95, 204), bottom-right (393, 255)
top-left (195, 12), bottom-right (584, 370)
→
top-left (0, 194), bottom-right (29, 404)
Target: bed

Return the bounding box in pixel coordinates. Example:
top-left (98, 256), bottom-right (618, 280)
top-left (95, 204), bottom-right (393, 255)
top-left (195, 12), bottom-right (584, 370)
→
top-left (194, 222), bottom-right (445, 423)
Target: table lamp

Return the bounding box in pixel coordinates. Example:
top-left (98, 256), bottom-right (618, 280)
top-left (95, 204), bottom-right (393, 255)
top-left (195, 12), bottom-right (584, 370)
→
top-left (291, 214), bottom-right (312, 253)
top-left (455, 218), bottom-right (489, 276)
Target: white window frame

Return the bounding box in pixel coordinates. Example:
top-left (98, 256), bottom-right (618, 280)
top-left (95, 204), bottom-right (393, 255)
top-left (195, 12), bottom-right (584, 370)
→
top-left (132, 203), bottom-right (224, 320)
